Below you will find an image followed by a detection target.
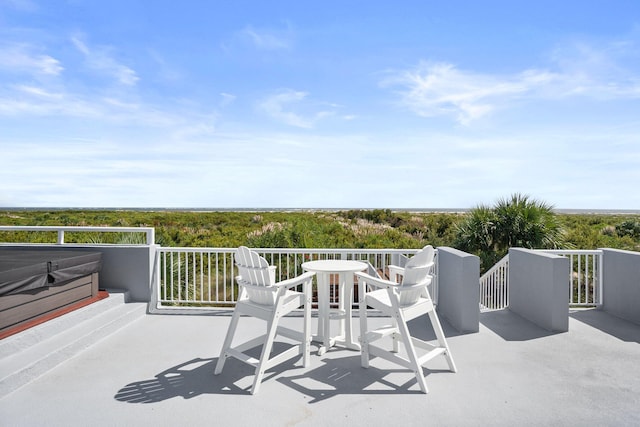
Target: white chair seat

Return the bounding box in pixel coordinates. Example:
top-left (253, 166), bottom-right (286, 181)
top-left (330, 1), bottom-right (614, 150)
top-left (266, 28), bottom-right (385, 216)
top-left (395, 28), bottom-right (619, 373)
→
top-left (366, 288), bottom-right (431, 310)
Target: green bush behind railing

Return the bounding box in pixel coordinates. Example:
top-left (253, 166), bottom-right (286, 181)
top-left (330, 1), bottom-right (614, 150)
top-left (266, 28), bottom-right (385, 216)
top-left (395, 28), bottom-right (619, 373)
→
top-left (1, 208), bottom-right (638, 275)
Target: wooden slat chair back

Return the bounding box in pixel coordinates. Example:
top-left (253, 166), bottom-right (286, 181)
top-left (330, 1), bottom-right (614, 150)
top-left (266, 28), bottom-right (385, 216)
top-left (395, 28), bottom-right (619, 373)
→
top-left (395, 245), bottom-right (435, 306)
top-left (234, 245), bottom-right (277, 305)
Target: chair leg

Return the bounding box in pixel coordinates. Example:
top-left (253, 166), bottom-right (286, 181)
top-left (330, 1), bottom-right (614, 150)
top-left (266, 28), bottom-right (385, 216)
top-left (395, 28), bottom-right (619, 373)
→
top-left (251, 315), bottom-right (280, 395)
top-left (428, 310), bottom-right (457, 373)
top-left (359, 300), bottom-right (370, 368)
top-left (391, 316), bottom-right (400, 353)
top-left (302, 288), bottom-right (311, 367)
top-left (214, 309), bottom-right (241, 375)
top-left (396, 311), bottom-right (429, 394)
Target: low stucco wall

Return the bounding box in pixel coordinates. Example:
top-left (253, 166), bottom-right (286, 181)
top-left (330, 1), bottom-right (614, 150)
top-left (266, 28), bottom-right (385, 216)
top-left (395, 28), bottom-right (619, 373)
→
top-left (508, 248), bottom-right (570, 332)
top-left (602, 248), bottom-right (640, 325)
top-left (92, 245), bottom-right (157, 303)
top-left (436, 247), bottom-right (480, 333)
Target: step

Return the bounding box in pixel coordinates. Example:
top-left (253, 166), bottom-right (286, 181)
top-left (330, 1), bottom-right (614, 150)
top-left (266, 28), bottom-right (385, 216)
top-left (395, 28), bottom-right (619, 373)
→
top-left (0, 290), bottom-right (130, 357)
top-left (0, 290), bottom-right (147, 399)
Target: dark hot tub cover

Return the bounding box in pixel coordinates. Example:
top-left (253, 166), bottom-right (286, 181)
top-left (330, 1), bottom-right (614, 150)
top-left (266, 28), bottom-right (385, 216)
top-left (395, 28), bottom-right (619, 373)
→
top-left (0, 249), bottom-right (102, 297)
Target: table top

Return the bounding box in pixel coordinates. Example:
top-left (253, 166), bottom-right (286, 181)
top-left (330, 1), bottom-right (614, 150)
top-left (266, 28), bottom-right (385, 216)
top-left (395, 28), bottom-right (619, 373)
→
top-left (301, 259), bottom-right (367, 273)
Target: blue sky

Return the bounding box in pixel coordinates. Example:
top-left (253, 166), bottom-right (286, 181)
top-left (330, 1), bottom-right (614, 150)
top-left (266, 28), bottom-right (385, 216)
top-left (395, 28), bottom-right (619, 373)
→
top-left (1, 0), bottom-right (639, 209)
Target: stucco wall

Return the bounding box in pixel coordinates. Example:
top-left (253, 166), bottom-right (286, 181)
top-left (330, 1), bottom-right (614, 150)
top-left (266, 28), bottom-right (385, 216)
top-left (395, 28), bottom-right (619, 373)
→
top-left (602, 248), bottom-right (640, 325)
top-left (509, 248), bottom-right (570, 332)
top-left (436, 246), bottom-right (480, 333)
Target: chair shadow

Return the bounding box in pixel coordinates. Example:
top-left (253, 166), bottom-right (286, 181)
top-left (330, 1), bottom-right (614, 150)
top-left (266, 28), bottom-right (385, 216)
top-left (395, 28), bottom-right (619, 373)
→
top-left (277, 354), bottom-right (450, 403)
top-left (569, 309), bottom-right (640, 343)
top-left (114, 343), bottom-right (300, 403)
top-left (406, 315), bottom-right (470, 341)
top-left (479, 309), bottom-right (560, 341)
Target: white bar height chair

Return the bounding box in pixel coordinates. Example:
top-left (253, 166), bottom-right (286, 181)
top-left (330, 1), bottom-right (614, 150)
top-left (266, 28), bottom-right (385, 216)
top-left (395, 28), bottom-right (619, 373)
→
top-left (356, 245), bottom-right (457, 394)
top-left (214, 246), bottom-right (315, 394)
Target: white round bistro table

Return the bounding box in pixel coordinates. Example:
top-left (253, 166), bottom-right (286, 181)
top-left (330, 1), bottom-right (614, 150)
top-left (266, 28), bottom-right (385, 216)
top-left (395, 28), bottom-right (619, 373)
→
top-left (301, 259), bottom-right (367, 355)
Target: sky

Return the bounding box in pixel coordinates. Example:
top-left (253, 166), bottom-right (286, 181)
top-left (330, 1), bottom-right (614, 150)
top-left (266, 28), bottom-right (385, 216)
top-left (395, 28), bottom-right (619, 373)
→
top-left (1, 0), bottom-right (639, 210)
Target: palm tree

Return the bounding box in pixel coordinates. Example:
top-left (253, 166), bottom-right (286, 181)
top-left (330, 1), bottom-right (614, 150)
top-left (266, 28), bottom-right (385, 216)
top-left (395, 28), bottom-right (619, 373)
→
top-left (454, 194), bottom-right (565, 271)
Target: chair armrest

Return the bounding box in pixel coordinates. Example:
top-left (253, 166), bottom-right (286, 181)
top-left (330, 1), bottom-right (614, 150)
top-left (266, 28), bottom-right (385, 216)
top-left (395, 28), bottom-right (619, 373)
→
top-left (238, 271), bottom-right (315, 293)
top-left (356, 272), bottom-right (433, 293)
top-left (274, 271), bottom-right (316, 289)
top-left (355, 272), bottom-right (398, 290)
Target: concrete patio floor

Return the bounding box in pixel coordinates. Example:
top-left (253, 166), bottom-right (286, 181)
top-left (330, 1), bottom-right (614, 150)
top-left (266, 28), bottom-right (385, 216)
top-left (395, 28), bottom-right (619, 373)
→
top-left (1, 306), bottom-right (640, 426)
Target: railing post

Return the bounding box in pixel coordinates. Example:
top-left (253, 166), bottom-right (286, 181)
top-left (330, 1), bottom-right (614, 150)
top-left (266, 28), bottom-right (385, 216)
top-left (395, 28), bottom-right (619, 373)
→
top-left (598, 249), bottom-right (604, 307)
top-left (57, 230), bottom-right (64, 245)
top-left (146, 228), bottom-right (155, 245)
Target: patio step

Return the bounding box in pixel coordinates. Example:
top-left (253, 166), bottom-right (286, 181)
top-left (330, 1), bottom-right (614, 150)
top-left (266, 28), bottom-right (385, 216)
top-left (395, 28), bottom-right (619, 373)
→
top-left (0, 289), bottom-right (147, 399)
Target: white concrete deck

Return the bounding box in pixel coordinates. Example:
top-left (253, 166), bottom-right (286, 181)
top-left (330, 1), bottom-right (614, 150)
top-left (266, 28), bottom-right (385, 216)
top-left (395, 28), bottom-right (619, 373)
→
top-left (2, 303), bottom-right (640, 426)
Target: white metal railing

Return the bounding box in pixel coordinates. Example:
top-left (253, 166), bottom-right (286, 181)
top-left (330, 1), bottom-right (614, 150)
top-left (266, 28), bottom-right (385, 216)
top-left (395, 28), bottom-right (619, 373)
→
top-left (479, 254), bottom-right (509, 311)
top-left (0, 226), bottom-right (155, 245)
top-left (543, 250), bottom-right (603, 307)
top-left (479, 249), bottom-right (603, 311)
top-left (156, 247), bottom-right (427, 309)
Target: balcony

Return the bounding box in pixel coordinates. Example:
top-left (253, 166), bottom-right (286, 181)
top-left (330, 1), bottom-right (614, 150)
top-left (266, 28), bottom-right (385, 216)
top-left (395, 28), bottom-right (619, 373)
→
top-left (1, 227), bottom-right (639, 425)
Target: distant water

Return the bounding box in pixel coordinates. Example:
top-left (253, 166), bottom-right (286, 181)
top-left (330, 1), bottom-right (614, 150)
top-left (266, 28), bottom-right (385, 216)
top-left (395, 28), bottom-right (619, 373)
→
top-left (3, 207), bottom-right (640, 214)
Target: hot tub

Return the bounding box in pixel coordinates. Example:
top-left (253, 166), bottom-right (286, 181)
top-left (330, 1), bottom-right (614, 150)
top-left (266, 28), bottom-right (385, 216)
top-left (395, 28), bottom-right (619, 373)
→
top-left (0, 249), bottom-right (102, 333)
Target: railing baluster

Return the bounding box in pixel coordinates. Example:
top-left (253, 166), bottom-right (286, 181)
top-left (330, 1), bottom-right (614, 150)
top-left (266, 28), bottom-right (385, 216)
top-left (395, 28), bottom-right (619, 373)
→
top-left (154, 247), bottom-right (422, 309)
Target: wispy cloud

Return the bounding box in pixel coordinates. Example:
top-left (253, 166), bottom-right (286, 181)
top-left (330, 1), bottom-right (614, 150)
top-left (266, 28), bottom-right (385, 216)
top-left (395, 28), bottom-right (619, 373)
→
top-left (71, 35), bottom-right (139, 86)
top-left (0, 81), bottom-right (216, 132)
top-left (219, 92), bottom-right (237, 107)
top-left (240, 23), bottom-right (294, 50)
top-left (383, 38), bottom-right (640, 125)
top-left (0, 43), bottom-right (63, 76)
top-left (257, 89), bottom-right (334, 128)
top-left (382, 62), bottom-right (548, 125)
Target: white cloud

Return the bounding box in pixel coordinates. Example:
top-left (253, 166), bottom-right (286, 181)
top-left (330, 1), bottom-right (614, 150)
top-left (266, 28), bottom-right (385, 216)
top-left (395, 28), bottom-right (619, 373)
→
top-left (0, 43), bottom-right (63, 76)
top-left (220, 92), bottom-right (237, 106)
top-left (71, 35), bottom-right (139, 86)
top-left (240, 24), bottom-right (293, 50)
top-left (384, 39), bottom-right (640, 125)
top-left (0, 82), bottom-right (215, 131)
top-left (381, 62), bottom-right (560, 125)
top-left (2, 122), bottom-right (638, 208)
top-left (257, 89), bottom-right (334, 128)
top-left (13, 84), bottom-right (63, 99)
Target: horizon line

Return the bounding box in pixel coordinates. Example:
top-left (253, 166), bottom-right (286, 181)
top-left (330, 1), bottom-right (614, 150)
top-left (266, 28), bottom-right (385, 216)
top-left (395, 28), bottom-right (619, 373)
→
top-left (2, 207), bottom-right (640, 215)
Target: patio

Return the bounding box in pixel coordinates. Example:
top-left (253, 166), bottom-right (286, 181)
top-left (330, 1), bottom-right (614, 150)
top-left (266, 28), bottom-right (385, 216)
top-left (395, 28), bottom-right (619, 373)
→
top-left (1, 228), bottom-right (639, 426)
top-left (1, 301), bottom-right (639, 426)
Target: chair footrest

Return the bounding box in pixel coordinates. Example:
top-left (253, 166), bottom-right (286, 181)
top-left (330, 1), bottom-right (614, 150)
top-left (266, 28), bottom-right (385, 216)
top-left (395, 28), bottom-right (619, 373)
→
top-left (368, 344), bottom-right (448, 369)
top-left (225, 342), bottom-right (304, 371)
top-left (277, 326), bottom-right (305, 342)
top-left (328, 309), bottom-right (347, 320)
top-left (417, 347), bottom-right (447, 365)
top-left (226, 348), bottom-right (260, 367)
top-left (365, 325), bottom-right (397, 342)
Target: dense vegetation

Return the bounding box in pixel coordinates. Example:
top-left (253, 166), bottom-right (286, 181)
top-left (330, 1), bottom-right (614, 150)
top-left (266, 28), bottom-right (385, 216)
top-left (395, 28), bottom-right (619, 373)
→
top-left (1, 207), bottom-right (639, 272)
top-left (454, 194), bottom-right (566, 268)
top-left (0, 209), bottom-right (461, 248)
